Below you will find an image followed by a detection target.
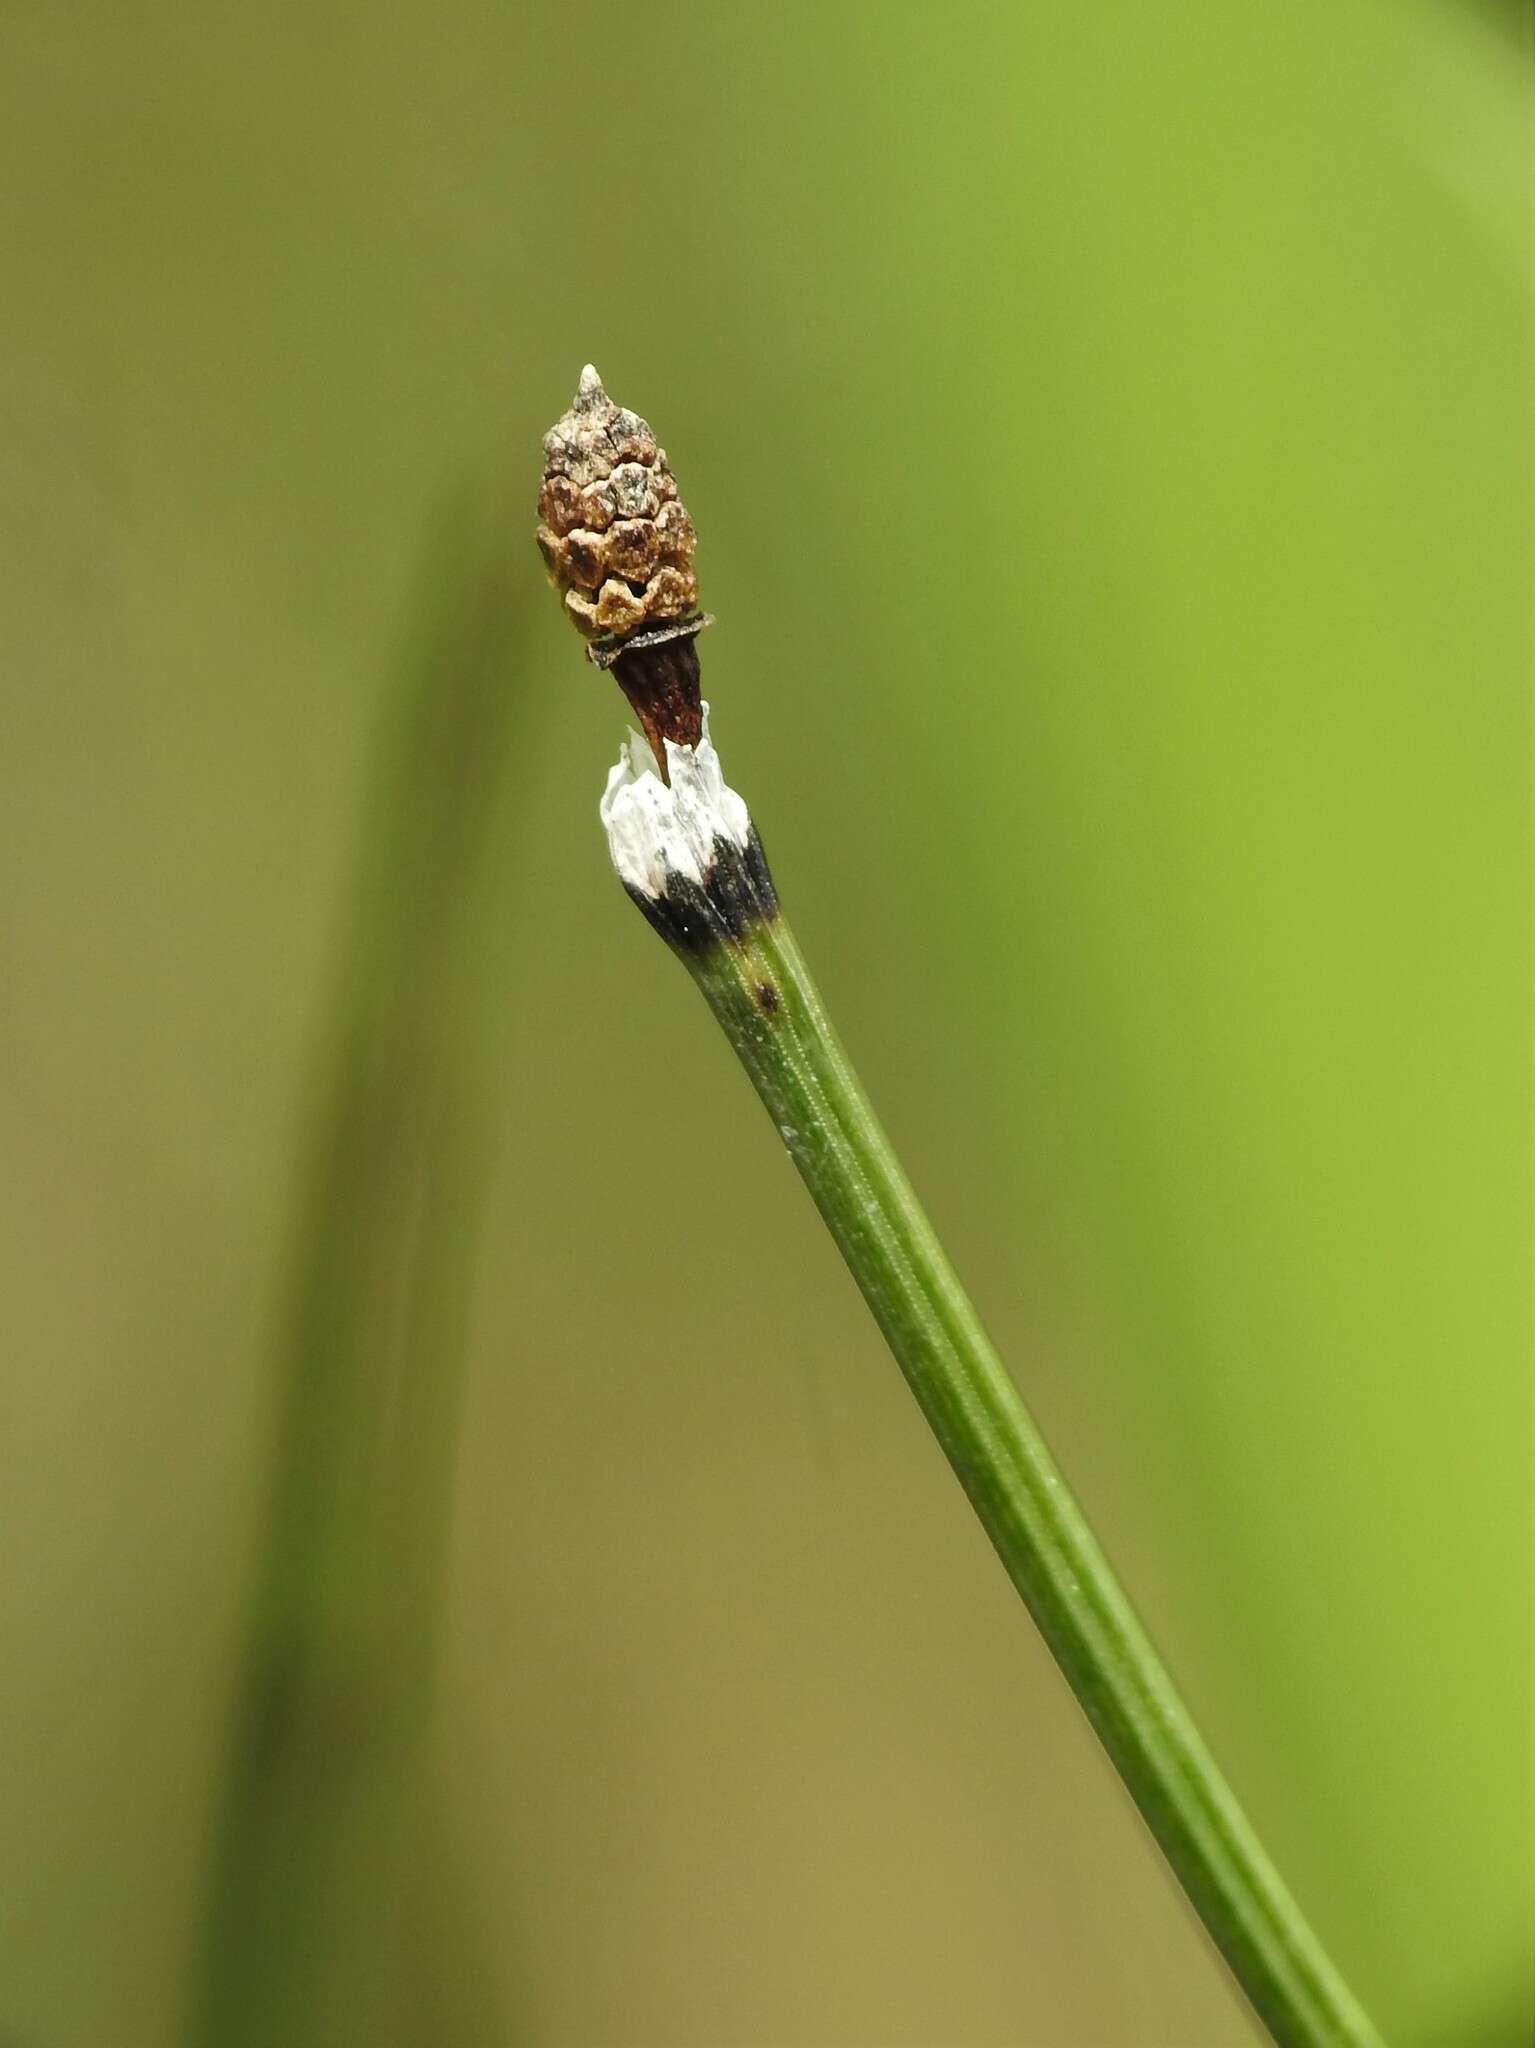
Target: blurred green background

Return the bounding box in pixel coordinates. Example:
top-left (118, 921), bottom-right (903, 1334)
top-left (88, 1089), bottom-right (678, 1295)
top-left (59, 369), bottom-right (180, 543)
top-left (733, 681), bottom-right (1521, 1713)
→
top-left (1, 3), bottom-right (1530, 2044)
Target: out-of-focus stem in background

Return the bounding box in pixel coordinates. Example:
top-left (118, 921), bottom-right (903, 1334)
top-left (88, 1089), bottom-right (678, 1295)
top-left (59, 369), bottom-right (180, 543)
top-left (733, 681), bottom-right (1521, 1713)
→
top-left (189, 502), bottom-right (523, 2048)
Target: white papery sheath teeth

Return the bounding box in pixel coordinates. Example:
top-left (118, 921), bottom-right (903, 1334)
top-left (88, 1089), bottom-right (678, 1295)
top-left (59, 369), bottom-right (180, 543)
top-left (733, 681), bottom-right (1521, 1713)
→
top-left (599, 702), bottom-right (751, 899)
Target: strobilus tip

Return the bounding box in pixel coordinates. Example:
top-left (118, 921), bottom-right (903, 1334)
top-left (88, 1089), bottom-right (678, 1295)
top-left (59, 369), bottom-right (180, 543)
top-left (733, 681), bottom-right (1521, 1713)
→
top-left (537, 365), bottom-right (713, 771)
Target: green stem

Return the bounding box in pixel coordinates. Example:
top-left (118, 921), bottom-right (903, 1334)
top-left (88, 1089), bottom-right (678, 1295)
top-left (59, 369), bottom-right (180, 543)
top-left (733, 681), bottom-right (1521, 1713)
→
top-left (684, 908), bottom-right (1381, 2048)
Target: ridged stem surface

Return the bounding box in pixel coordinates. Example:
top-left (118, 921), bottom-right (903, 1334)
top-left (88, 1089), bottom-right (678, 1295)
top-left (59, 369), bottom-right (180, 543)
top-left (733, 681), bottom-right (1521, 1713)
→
top-left (684, 910), bottom-right (1381, 2048)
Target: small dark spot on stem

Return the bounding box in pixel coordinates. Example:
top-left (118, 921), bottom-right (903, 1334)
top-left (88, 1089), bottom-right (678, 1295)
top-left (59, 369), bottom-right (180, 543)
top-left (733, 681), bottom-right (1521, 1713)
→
top-left (755, 980), bottom-right (780, 1012)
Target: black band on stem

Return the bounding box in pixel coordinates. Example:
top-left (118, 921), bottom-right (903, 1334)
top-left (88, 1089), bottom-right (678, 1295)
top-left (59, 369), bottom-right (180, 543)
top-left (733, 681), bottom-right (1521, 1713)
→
top-left (625, 824), bottom-right (779, 954)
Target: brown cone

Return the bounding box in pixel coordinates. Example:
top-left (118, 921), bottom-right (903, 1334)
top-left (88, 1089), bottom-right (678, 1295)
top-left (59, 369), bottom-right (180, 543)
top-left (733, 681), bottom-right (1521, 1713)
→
top-left (536, 366), bottom-right (700, 641)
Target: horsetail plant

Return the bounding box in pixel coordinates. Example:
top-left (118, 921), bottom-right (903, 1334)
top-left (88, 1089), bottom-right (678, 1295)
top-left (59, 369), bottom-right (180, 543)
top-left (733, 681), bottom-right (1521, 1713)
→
top-left (536, 366), bottom-right (1383, 2048)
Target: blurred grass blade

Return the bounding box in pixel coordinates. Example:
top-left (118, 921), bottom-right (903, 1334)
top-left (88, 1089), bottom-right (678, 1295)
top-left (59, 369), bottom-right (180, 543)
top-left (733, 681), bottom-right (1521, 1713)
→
top-left (188, 499), bottom-right (524, 2048)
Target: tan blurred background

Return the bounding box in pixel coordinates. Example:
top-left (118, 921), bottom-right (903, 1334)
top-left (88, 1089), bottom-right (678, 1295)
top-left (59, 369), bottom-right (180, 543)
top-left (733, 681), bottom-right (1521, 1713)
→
top-left (0, 3), bottom-right (1530, 2044)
